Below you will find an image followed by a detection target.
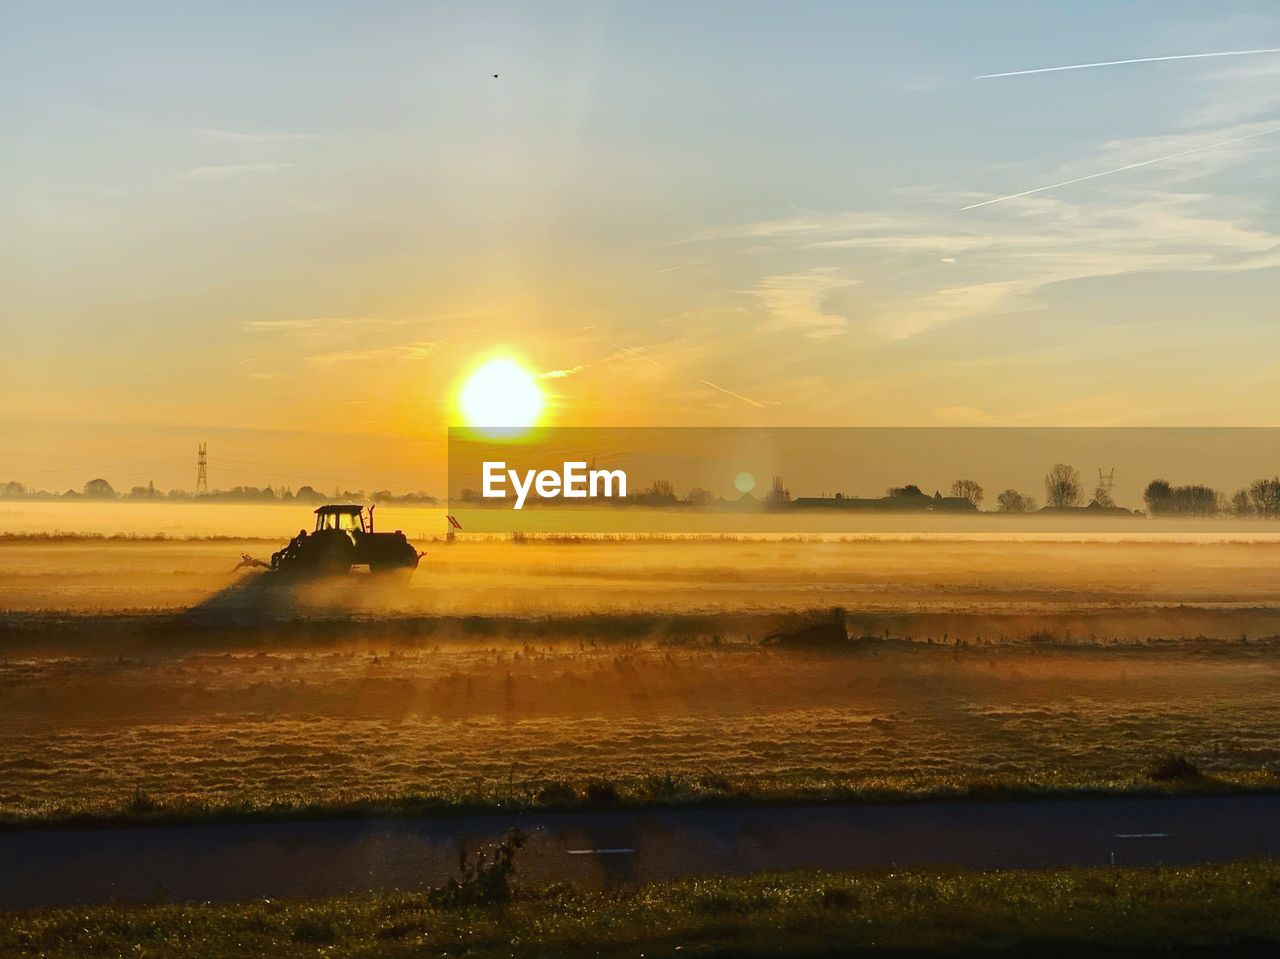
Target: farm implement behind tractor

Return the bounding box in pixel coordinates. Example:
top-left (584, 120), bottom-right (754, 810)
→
top-left (236, 504), bottom-right (422, 581)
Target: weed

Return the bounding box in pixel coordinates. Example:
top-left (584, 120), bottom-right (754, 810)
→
top-left (428, 827), bottom-right (528, 907)
top-left (1149, 754), bottom-right (1201, 781)
top-left (584, 778), bottom-right (620, 804)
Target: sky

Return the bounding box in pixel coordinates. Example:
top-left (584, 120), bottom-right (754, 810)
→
top-left (4, 1), bottom-right (1280, 493)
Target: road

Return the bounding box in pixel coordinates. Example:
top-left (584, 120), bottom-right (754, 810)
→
top-left (3, 794), bottom-right (1279, 908)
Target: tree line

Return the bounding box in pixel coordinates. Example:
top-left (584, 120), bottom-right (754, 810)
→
top-left (966, 464), bottom-right (1280, 517)
top-left (0, 479), bottom-right (438, 506)
top-left (6, 468), bottom-right (1280, 516)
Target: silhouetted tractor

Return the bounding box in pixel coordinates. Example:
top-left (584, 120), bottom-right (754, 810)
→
top-left (236, 504), bottom-right (422, 581)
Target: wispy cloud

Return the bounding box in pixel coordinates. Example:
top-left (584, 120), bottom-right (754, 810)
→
top-left (173, 162), bottom-right (293, 183)
top-left (306, 341), bottom-right (439, 366)
top-left (933, 405), bottom-right (998, 424)
top-left (243, 317), bottom-right (409, 334)
top-left (540, 365), bottom-right (588, 379)
top-left (958, 125), bottom-right (1280, 210)
top-left (748, 269), bottom-right (853, 341)
top-left (694, 196), bottom-right (1278, 340)
top-left (693, 89), bottom-right (1280, 342)
top-left (195, 128), bottom-right (315, 144)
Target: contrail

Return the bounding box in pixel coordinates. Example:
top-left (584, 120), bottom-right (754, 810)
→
top-left (698, 378), bottom-right (766, 409)
top-left (604, 339), bottom-right (663, 367)
top-left (975, 47), bottom-right (1280, 79)
top-left (959, 126), bottom-right (1280, 211)
top-left (604, 338), bottom-right (768, 408)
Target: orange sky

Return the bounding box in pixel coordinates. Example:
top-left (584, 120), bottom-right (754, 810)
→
top-left (6, 4), bottom-right (1280, 493)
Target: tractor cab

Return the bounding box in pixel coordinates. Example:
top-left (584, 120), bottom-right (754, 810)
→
top-left (314, 504), bottom-right (367, 534)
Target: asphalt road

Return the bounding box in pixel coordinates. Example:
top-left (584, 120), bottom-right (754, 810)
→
top-left (3, 794), bottom-right (1279, 908)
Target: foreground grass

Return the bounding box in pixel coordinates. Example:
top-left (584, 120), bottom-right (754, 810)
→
top-left (5, 862), bottom-right (1280, 957)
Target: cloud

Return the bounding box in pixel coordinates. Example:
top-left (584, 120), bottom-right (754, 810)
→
top-left (695, 154), bottom-right (1280, 340)
top-left (540, 365), bottom-right (588, 379)
top-left (958, 124), bottom-right (1280, 210)
top-left (933, 405), bottom-right (998, 424)
top-left (962, 121), bottom-right (1280, 209)
top-left (1183, 57), bottom-right (1280, 127)
top-left (306, 341), bottom-right (439, 365)
top-left (243, 317), bottom-right (410, 334)
top-left (748, 269), bottom-right (853, 341)
top-left (195, 128), bottom-right (315, 145)
top-left (173, 162), bottom-right (293, 183)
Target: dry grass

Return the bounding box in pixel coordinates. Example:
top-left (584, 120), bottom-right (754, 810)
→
top-left (6, 861), bottom-right (1280, 957)
top-left (2, 536), bottom-right (1280, 823)
top-left (3, 631), bottom-right (1280, 822)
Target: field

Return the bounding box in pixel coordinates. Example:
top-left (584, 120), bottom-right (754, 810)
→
top-left (5, 861), bottom-right (1280, 958)
top-left (2, 503), bottom-right (1280, 823)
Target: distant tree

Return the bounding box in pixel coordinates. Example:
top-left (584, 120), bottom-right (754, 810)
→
top-left (1230, 488), bottom-right (1252, 518)
top-left (1144, 479), bottom-right (1174, 514)
top-left (684, 487), bottom-right (714, 507)
top-left (1, 481), bottom-right (26, 498)
top-left (295, 485), bottom-right (324, 503)
top-left (950, 479), bottom-right (984, 508)
top-left (887, 484), bottom-right (924, 498)
top-left (83, 478), bottom-right (116, 499)
top-left (1146, 481), bottom-right (1221, 516)
top-left (1044, 464), bottom-right (1082, 509)
top-left (636, 479), bottom-right (677, 506)
top-left (996, 489), bottom-right (1033, 512)
top-left (1249, 477), bottom-right (1280, 518)
top-left (1174, 484), bottom-right (1220, 516)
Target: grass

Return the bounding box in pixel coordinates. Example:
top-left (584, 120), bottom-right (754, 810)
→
top-left (5, 631), bottom-right (1280, 828)
top-left (5, 861), bottom-right (1280, 957)
top-left (3, 767), bottom-right (1278, 831)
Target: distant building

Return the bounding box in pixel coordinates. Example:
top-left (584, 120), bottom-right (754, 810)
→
top-left (792, 485), bottom-right (976, 512)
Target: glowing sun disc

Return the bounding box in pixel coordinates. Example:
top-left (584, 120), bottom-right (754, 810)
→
top-left (458, 357), bottom-right (544, 429)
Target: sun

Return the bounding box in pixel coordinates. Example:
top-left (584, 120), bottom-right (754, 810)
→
top-left (457, 357), bottom-right (545, 432)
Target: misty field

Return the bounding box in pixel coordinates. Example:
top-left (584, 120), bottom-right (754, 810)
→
top-left (3, 512), bottom-right (1280, 822)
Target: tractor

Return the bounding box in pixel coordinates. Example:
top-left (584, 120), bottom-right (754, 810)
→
top-left (236, 504), bottom-right (422, 581)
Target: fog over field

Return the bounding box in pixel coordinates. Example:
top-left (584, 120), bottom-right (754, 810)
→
top-left (1, 502), bottom-right (1278, 823)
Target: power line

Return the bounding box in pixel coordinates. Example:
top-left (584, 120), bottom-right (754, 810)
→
top-left (10, 458), bottom-right (189, 476)
top-left (216, 455), bottom-right (447, 481)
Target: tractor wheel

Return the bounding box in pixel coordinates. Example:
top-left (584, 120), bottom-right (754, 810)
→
top-left (316, 539), bottom-right (357, 577)
top-left (370, 544), bottom-right (419, 583)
